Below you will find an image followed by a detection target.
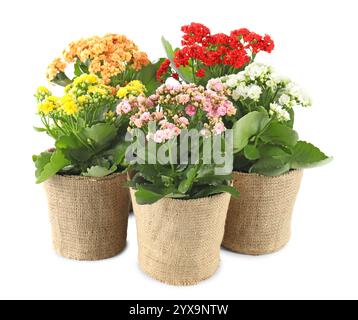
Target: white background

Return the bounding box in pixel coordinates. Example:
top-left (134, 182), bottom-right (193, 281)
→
top-left (0, 0), bottom-right (357, 300)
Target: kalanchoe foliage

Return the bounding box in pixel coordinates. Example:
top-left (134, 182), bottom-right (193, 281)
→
top-left (129, 164), bottom-right (239, 205)
top-left (160, 23), bottom-right (274, 86)
top-left (208, 63), bottom-right (332, 176)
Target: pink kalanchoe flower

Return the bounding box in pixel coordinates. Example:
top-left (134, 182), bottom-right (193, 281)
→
top-left (185, 105), bottom-right (197, 117)
top-left (217, 105), bottom-right (228, 117)
top-left (213, 122), bottom-right (226, 135)
top-left (131, 116), bottom-right (143, 128)
top-left (153, 130), bottom-right (166, 143)
top-left (194, 95), bottom-right (204, 102)
top-left (214, 82), bottom-right (224, 92)
top-left (140, 112), bottom-right (151, 122)
top-left (146, 98), bottom-right (155, 108)
top-left (117, 101), bottom-right (132, 114)
top-left (137, 95), bottom-right (147, 105)
top-left (177, 94), bottom-right (190, 104)
top-left (177, 117), bottom-right (189, 127)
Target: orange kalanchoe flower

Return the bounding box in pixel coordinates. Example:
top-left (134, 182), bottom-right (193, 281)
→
top-left (47, 34), bottom-right (150, 84)
top-left (46, 58), bottom-right (67, 82)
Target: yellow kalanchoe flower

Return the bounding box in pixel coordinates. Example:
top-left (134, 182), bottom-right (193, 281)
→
top-left (36, 86), bottom-right (51, 96)
top-left (117, 80), bottom-right (146, 99)
top-left (73, 74), bottom-right (99, 86)
top-left (117, 87), bottom-right (128, 99)
top-left (35, 86), bottom-right (52, 102)
top-left (61, 95), bottom-right (78, 115)
top-left (77, 95), bottom-right (89, 104)
top-left (37, 95), bottom-right (60, 115)
top-left (38, 101), bottom-right (55, 115)
top-left (88, 85), bottom-right (108, 96)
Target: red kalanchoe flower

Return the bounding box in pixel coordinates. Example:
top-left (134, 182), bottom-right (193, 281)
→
top-left (172, 73), bottom-right (179, 80)
top-left (223, 49), bottom-right (250, 69)
top-left (181, 22), bottom-right (211, 46)
top-left (157, 59), bottom-right (171, 82)
top-left (195, 69), bottom-right (206, 78)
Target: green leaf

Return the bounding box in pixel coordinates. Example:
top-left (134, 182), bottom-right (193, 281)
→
top-left (83, 123), bottom-right (117, 148)
top-left (196, 174), bottom-right (233, 185)
top-left (250, 157), bottom-right (291, 176)
top-left (161, 37), bottom-right (193, 83)
top-left (178, 167), bottom-right (197, 194)
top-left (258, 144), bottom-right (292, 159)
top-left (135, 186), bottom-right (164, 205)
top-left (244, 144), bottom-right (260, 160)
top-left (74, 60), bottom-right (89, 77)
top-left (193, 185), bottom-right (240, 199)
top-left (260, 122), bottom-right (299, 147)
top-left (33, 126), bottom-right (47, 133)
top-left (82, 165), bottom-right (117, 177)
top-left (136, 59), bottom-right (165, 95)
top-left (56, 134), bottom-right (94, 162)
top-left (51, 72), bottom-right (72, 87)
top-left (104, 140), bottom-right (130, 166)
top-left (290, 141), bottom-right (332, 169)
top-left (33, 152), bottom-right (52, 178)
top-left (233, 111), bottom-right (270, 153)
top-left (34, 150), bottom-right (71, 184)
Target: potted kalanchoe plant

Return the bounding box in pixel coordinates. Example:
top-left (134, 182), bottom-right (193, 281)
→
top-left (34, 34), bottom-right (160, 261)
top-left (207, 62), bottom-right (332, 255)
top-left (119, 80), bottom-right (240, 285)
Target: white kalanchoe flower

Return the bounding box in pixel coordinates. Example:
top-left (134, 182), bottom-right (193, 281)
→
top-left (266, 79), bottom-right (276, 88)
top-left (270, 72), bottom-right (289, 85)
top-left (269, 103), bottom-right (291, 122)
top-left (247, 85), bottom-right (262, 101)
top-left (236, 71), bottom-right (246, 82)
top-left (245, 63), bottom-right (269, 80)
top-left (286, 82), bottom-right (303, 99)
top-left (232, 84), bottom-right (248, 100)
top-left (299, 91), bottom-right (312, 107)
top-left (278, 94), bottom-right (291, 107)
top-left (226, 76), bottom-right (239, 88)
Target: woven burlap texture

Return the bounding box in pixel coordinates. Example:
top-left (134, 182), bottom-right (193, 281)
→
top-left (222, 170), bottom-right (303, 256)
top-left (131, 189), bottom-right (231, 286)
top-left (45, 173), bottom-right (130, 261)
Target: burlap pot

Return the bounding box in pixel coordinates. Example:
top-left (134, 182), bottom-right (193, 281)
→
top-left (222, 170), bottom-right (303, 255)
top-left (44, 173), bottom-right (130, 261)
top-left (130, 189), bottom-right (231, 286)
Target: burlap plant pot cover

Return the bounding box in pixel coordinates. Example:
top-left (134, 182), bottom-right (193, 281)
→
top-left (130, 189), bottom-right (231, 286)
top-left (222, 170), bottom-right (303, 255)
top-left (44, 173), bottom-right (130, 261)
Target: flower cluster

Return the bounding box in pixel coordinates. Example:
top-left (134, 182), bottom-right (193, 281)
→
top-left (117, 80), bottom-right (147, 99)
top-left (173, 23), bottom-right (274, 73)
top-left (36, 74), bottom-right (116, 116)
top-left (46, 58), bottom-right (67, 83)
top-left (156, 59), bottom-right (179, 82)
top-left (47, 34), bottom-right (150, 84)
top-left (208, 63), bottom-right (311, 122)
top-left (117, 80), bottom-right (235, 144)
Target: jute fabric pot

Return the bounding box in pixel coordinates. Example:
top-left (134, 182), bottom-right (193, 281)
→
top-left (222, 170), bottom-right (303, 255)
top-left (130, 190), bottom-right (231, 286)
top-left (44, 173), bottom-right (129, 261)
